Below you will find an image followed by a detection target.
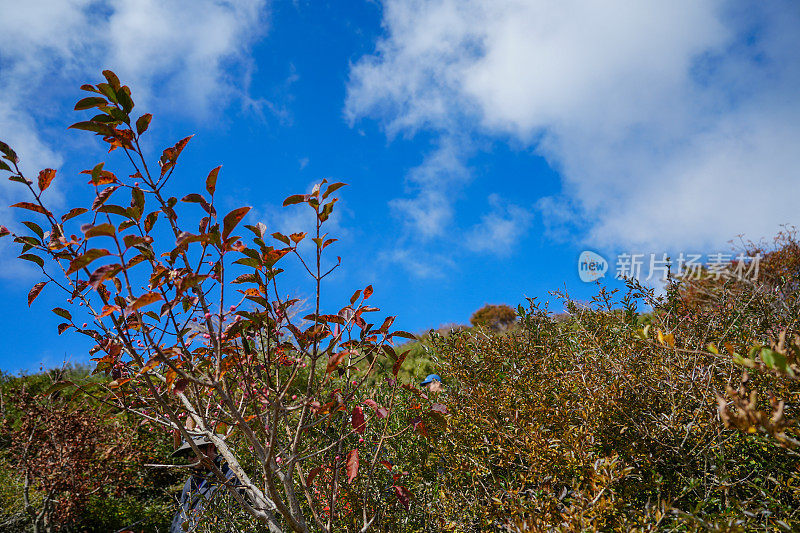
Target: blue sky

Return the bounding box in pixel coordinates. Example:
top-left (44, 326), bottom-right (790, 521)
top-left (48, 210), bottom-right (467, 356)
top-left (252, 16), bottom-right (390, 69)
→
top-left (0, 0), bottom-right (799, 373)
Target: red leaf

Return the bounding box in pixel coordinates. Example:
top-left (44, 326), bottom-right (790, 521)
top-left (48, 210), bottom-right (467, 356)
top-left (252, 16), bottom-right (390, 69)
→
top-left (11, 202), bottom-right (50, 216)
top-left (172, 378), bottom-right (189, 395)
top-left (206, 165), bottom-right (221, 196)
top-left (363, 285), bottom-right (373, 300)
top-left (37, 168), bottom-right (56, 192)
top-left (351, 406), bottom-right (365, 434)
top-left (98, 304), bottom-right (121, 318)
top-left (363, 399), bottom-right (388, 419)
top-left (379, 315), bottom-right (396, 332)
top-left (346, 449), bottom-right (359, 483)
top-left (393, 485), bottom-right (412, 510)
top-left (222, 206), bottom-right (250, 240)
top-left (306, 466), bottom-right (323, 486)
top-left (392, 330), bottom-right (417, 340)
top-left (61, 207), bottom-right (88, 222)
top-left (326, 350), bottom-right (349, 374)
top-left (392, 350), bottom-right (408, 377)
top-left (28, 281), bottom-right (47, 306)
top-left (92, 185), bottom-right (119, 210)
top-left (127, 292), bottom-right (163, 314)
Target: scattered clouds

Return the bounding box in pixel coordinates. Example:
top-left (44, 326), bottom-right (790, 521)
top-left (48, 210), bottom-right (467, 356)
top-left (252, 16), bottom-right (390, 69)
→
top-left (465, 194), bottom-right (533, 256)
top-left (388, 137), bottom-right (469, 240)
top-left (378, 247), bottom-right (455, 279)
top-left (0, 0), bottom-right (270, 278)
top-left (347, 0), bottom-right (800, 256)
top-left (0, 0), bottom-right (270, 201)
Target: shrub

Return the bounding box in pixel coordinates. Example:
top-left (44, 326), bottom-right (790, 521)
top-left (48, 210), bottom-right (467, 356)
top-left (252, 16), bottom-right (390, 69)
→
top-left (423, 279), bottom-right (800, 531)
top-left (469, 304), bottom-right (517, 331)
top-left (0, 70), bottom-right (434, 532)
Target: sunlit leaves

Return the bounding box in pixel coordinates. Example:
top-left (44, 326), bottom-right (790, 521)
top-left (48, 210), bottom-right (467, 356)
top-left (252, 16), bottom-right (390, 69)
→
top-left (346, 449), bottom-right (359, 483)
top-left (37, 168), bottom-right (56, 192)
top-left (82, 223), bottom-right (115, 239)
top-left (206, 166), bottom-right (220, 196)
top-left (74, 97), bottom-right (108, 111)
top-left (222, 206), bottom-right (250, 240)
top-left (12, 202), bottom-right (50, 216)
top-left (282, 194), bottom-right (307, 206)
top-left (159, 135), bottom-right (194, 177)
top-left (66, 249), bottom-right (111, 275)
top-left (127, 292), bottom-right (163, 315)
top-left (135, 113), bottom-right (152, 135)
top-left (28, 281), bottom-right (47, 306)
top-left (92, 186), bottom-right (119, 210)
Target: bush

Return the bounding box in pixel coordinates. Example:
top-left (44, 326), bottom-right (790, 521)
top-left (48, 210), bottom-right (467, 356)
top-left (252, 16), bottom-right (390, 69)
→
top-left (469, 304), bottom-right (517, 331)
top-left (420, 277), bottom-right (800, 531)
top-left (0, 70), bottom-right (429, 532)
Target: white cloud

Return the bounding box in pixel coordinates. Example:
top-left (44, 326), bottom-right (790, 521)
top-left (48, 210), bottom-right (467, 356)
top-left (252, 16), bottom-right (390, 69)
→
top-left (0, 0), bottom-right (268, 199)
top-left (0, 0), bottom-right (269, 278)
top-left (378, 247), bottom-right (455, 279)
top-left (465, 194), bottom-right (533, 256)
top-left (347, 0), bottom-right (800, 254)
top-left (388, 137), bottom-right (469, 239)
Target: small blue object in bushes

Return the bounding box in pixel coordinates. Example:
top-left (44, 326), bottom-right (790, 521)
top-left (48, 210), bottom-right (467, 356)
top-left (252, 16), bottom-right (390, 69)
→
top-left (420, 374), bottom-right (442, 386)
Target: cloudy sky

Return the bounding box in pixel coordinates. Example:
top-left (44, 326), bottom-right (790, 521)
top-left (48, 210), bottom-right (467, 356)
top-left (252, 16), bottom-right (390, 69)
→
top-left (0, 0), bottom-right (798, 372)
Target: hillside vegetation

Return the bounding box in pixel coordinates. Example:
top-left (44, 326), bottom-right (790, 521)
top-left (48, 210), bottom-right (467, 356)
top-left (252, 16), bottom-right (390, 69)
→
top-left (0, 70), bottom-right (798, 532)
top-left (3, 231), bottom-right (800, 532)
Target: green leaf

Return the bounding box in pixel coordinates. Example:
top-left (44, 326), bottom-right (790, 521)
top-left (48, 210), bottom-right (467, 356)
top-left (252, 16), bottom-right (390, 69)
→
top-left (19, 254), bottom-right (44, 268)
top-left (116, 86), bottom-right (134, 113)
top-left (44, 380), bottom-right (75, 396)
top-left (0, 140), bottom-right (19, 163)
top-left (322, 182), bottom-right (347, 200)
top-left (74, 96), bottom-right (108, 110)
top-left (102, 70), bottom-right (121, 90)
top-left (96, 83), bottom-right (118, 103)
top-left (282, 194), bottom-right (308, 206)
top-left (136, 113), bottom-right (152, 135)
top-left (21, 221), bottom-right (44, 239)
top-left (761, 348), bottom-right (794, 376)
top-left (53, 307), bottom-right (72, 321)
top-left (0, 160), bottom-right (11, 172)
top-left (69, 121), bottom-right (116, 136)
top-left (82, 223), bottom-right (116, 239)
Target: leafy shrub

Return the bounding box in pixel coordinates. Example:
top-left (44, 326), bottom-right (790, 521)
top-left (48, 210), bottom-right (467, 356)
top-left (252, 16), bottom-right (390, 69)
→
top-left (0, 369), bottom-right (179, 532)
top-left (0, 70), bottom-right (427, 532)
top-left (419, 277), bottom-right (800, 531)
top-left (469, 304), bottom-right (517, 331)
